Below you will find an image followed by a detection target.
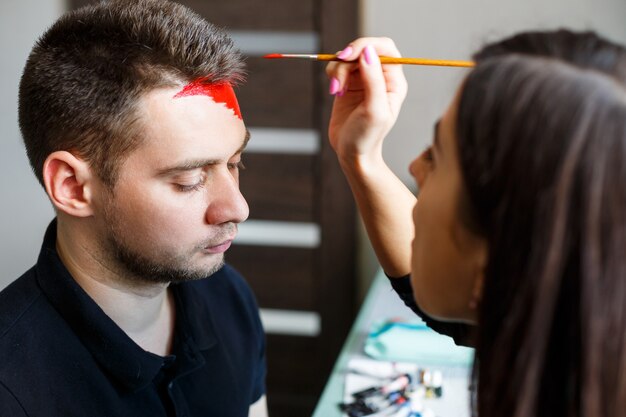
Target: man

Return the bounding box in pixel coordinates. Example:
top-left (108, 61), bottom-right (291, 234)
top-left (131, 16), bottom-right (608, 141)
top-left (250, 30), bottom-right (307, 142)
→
top-left (0, 1), bottom-right (267, 416)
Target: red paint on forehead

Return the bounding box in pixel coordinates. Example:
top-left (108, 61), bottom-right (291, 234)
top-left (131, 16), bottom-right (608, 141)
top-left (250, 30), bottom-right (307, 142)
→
top-left (173, 79), bottom-right (242, 119)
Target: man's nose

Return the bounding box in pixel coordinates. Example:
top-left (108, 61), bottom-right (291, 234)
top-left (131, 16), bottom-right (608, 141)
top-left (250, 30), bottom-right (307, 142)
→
top-left (205, 169), bottom-right (249, 225)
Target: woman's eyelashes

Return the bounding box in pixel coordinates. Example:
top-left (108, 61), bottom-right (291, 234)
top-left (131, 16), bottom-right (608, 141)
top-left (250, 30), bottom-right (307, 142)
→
top-left (423, 146), bottom-right (435, 165)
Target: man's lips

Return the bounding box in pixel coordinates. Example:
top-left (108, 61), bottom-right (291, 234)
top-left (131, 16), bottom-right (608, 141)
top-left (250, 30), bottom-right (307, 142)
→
top-left (204, 237), bottom-right (235, 254)
top-left (202, 225), bottom-right (238, 254)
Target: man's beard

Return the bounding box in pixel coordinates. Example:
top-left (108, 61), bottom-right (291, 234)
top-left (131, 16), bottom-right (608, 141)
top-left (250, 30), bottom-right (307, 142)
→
top-left (106, 233), bottom-right (225, 284)
top-left (101, 195), bottom-right (230, 284)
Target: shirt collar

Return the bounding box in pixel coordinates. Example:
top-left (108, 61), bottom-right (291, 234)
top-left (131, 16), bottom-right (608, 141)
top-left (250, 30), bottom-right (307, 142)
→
top-left (170, 281), bottom-right (217, 352)
top-left (35, 219), bottom-right (217, 391)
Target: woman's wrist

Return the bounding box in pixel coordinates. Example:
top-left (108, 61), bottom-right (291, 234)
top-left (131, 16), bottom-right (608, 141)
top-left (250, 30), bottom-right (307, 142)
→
top-left (337, 148), bottom-right (386, 178)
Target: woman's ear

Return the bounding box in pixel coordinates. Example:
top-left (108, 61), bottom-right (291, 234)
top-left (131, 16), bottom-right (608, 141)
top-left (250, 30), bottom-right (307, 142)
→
top-left (43, 151), bottom-right (95, 217)
top-left (468, 270), bottom-right (484, 311)
top-left (468, 239), bottom-right (488, 313)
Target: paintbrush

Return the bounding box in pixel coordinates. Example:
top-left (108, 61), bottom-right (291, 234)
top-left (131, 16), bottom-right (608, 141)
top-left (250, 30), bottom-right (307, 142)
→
top-left (263, 53), bottom-right (474, 68)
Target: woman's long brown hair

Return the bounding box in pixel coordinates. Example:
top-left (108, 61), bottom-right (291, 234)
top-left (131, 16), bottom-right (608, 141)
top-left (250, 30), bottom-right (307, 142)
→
top-left (456, 30), bottom-right (626, 417)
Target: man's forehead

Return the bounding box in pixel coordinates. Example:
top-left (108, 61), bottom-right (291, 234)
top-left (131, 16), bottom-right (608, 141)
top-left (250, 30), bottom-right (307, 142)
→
top-left (129, 88), bottom-right (248, 162)
top-left (138, 86), bottom-right (245, 131)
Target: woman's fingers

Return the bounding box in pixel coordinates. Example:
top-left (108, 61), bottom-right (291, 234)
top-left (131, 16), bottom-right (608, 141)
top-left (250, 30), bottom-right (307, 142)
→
top-left (358, 45), bottom-right (388, 115)
top-left (326, 37), bottom-right (406, 96)
top-left (326, 60), bottom-right (358, 95)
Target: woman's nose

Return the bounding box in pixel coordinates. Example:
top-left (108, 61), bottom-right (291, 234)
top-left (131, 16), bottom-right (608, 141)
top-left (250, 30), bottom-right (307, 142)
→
top-left (410, 150), bottom-right (432, 191)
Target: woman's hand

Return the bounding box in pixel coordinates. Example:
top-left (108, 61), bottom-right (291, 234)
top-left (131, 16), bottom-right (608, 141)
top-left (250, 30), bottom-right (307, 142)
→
top-left (326, 37), bottom-right (414, 278)
top-left (326, 37), bottom-right (408, 166)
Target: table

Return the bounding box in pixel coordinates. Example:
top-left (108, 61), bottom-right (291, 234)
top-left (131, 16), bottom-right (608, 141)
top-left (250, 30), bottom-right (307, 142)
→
top-left (312, 269), bottom-right (473, 417)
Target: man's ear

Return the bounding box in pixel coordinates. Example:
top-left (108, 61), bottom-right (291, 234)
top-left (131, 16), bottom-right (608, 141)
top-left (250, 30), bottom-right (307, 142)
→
top-left (43, 151), bottom-right (95, 217)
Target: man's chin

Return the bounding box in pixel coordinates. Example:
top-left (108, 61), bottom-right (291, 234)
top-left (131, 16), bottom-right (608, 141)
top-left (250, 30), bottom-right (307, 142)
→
top-left (172, 256), bottom-right (225, 283)
top-left (181, 260), bottom-right (225, 281)
top-left (119, 256), bottom-right (225, 285)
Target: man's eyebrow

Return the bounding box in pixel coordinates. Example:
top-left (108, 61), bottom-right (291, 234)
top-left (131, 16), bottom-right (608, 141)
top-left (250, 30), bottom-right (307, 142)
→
top-left (156, 158), bottom-right (221, 176)
top-left (433, 119), bottom-right (442, 154)
top-left (157, 130), bottom-right (251, 176)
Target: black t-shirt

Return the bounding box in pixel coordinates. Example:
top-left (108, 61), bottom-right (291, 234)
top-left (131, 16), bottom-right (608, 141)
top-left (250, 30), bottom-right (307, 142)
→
top-left (0, 220), bottom-right (266, 417)
top-left (387, 274), bottom-right (475, 347)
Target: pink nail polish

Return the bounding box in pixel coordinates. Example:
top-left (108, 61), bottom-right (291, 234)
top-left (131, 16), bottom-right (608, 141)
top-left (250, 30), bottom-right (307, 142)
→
top-left (329, 77), bottom-right (340, 95)
top-left (363, 45), bottom-right (377, 65)
top-left (337, 46), bottom-right (353, 60)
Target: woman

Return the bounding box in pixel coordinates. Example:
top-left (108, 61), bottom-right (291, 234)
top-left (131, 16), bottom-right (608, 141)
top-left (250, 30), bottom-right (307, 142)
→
top-left (326, 30), bottom-right (626, 417)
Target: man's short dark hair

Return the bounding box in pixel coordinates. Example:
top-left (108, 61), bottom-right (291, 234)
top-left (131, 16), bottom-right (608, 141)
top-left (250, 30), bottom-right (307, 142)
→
top-left (19, 0), bottom-right (245, 187)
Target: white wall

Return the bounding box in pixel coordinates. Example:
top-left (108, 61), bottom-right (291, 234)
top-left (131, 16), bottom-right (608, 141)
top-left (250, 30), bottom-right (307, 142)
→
top-left (361, 0), bottom-right (626, 186)
top-left (355, 0), bottom-right (626, 291)
top-left (0, 0), bottom-right (65, 289)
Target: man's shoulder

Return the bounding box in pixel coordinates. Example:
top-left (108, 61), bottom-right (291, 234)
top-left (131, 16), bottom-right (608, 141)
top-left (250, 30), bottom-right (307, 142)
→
top-left (0, 268), bottom-right (66, 387)
top-left (0, 267), bottom-right (43, 340)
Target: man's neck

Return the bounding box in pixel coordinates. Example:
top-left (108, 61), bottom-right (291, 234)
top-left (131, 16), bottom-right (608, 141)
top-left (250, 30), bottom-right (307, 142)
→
top-left (55, 220), bottom-right (176, 356)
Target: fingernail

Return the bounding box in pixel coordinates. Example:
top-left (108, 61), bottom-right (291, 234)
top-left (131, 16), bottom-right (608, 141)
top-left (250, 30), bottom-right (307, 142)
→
top-left (363, 45), bottom-right (378, 65)
top-left (337, 87), bottom-right (346, 97)
top-left (337, 46), bottom-right (353, 60)
top-left (329, 77), bottom-right (340, 95)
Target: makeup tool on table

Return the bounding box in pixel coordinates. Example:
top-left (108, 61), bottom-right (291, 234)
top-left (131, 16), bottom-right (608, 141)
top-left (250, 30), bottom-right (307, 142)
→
top-left (339, 359), bottom-right (445, 417)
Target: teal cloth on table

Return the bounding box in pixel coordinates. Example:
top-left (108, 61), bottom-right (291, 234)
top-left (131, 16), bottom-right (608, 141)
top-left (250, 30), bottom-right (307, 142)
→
top-left (364, 320), bottom-right (474, 366)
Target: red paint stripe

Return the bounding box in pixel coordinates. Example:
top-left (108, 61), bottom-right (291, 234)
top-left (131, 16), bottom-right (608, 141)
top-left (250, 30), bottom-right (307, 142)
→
top-left (173, 79), bottom-right (242, 119)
